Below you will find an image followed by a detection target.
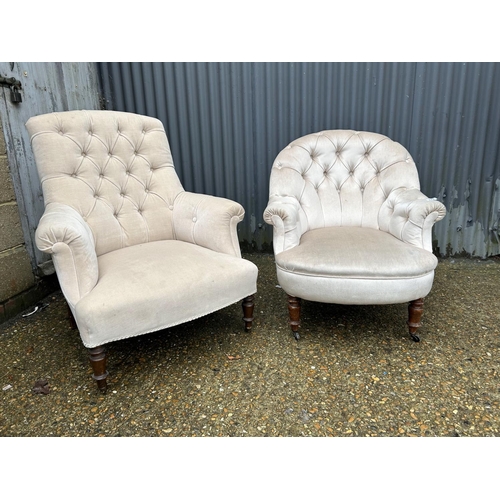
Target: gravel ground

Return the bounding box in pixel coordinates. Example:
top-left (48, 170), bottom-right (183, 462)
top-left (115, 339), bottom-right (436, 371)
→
top-left (1, 253), bottom-right (499, 438)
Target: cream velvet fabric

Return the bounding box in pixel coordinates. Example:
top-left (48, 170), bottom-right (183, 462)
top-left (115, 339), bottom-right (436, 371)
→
top-left (27, 110), bottom-right (258, 348)
top-left (76, 240), bottom-right (258, 347)
top-left (275, 227), bottom-right (436, 304)
top-left (27, 110), bottom-right (184, 256)
top-left (264, 130), bottom-right (446, 305)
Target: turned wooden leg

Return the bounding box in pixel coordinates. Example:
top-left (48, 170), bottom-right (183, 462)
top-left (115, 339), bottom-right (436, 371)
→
top-left (242, 295), bottom-right (255, 331)
top-left (89, 346), bottom-right (109, 393)
top-left (287, 295), bottom-right (301, 340)
top-left (407, 298), bottom-right (424, 342)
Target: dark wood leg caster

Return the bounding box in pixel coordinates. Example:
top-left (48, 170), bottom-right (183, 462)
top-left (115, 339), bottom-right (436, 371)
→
top-left (287, 295), bottom-right (301, 340)
top-left (89, 346), bottom-right (109, 393)
top-left (407, 298), bottom-right (424, 342)
top-left (242, 295), bottom-right (255, 331)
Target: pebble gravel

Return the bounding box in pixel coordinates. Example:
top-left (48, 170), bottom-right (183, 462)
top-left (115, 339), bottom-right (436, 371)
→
top-left (1, 253), bottom-right (499, 438)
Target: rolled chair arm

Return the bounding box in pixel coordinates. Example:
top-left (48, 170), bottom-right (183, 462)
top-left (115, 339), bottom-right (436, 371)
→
top-left (35, 202), bottom-right (98, 307)
top-left (172, 191), bottom-right (245, 257)
top-left (263, 195), bottom-right (303, 254)
top-left (381, 189), bottom-right (447, 252)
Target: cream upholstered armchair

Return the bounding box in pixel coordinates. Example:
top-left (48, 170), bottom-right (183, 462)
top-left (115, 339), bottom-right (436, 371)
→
top-left (26, 110), bottom-right (258, 392)
top-left (264, 130), bottom-right (446, 341)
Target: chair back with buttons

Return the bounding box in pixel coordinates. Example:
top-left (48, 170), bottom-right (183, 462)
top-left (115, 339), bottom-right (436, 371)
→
top-left (268, 130), bottom-right (421, 233)
top-left (27, 110), bottom-right (184, 256)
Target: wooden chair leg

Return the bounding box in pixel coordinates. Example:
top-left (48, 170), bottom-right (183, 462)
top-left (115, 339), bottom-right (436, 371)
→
top-left (89, 346), bottom-right (109, 393)
top-left (242, 295), bottom-right (255, 331)
top-left (287, 294), bottom-right (301, 340)
top-left (408, 297), bottom-right (424, 342)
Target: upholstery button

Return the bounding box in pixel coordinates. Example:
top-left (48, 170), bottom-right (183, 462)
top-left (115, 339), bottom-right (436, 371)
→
top-left (145, 189), bottom-right (149, 193)
top-left (99, 173), bottom-right (104, 178)
top-left (120, 192), bottom-right (125, 197)
top-left (169, 205), bottom-right (174, 210)
top-left (82, 152), bottom-right (86, 157)
top-left (192, 217), bottom-right (197, 222)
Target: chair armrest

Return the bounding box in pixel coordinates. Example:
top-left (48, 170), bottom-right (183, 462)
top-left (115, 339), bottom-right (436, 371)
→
top-left (263, 195), bottom-right (303, 254)
top-left (380, 189), bottom-right (447, 252)
top-left (35, 203), bottom-right (98, 307)
top-left (172, 191), bottom-right (245, 257)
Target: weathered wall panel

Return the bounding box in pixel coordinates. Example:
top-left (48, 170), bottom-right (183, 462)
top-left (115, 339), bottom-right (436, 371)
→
top-left (0, 62), bottom-right (102, 273)
top-left (410, 62), bottom-right (500, 256)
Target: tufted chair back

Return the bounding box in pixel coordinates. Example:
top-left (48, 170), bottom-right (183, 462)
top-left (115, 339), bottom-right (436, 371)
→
top-left (268, 130), bottom-right (421, 235)
top-left (27, 110), bottom-right (184, 256)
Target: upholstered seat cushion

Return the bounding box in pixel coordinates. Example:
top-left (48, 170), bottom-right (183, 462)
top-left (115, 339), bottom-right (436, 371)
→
top-left (275, 227), bottom-right (438, 305)
top-left (75, 240), bottom-right (258, 348)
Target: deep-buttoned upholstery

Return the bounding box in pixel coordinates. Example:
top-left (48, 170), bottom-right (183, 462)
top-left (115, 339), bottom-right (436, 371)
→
top-left (26, 110), bottom-right (258, 389)
top-left (264, 130), bottom-right (446, 337)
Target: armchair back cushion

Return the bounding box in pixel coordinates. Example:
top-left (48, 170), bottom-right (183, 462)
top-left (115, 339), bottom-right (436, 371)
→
top-left (268, 130), bottom-right (421, 236)
top-left (27, 110), bottom-right (184, 256)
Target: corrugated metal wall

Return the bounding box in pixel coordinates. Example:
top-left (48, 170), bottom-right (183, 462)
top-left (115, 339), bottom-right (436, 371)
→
top-left (411, 63), bottom-right (500, 257)
top-left (98, 62), bottom-right (500, 257)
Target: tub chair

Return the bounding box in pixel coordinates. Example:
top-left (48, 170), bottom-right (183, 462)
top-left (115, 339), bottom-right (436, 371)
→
top-left (264, 130), bottom-right (446, 341)
top-left (26, 110), bottom-right (258, 392)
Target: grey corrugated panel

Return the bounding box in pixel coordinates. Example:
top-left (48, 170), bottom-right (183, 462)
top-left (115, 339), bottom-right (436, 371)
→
top-left (410, 62), bottom-right (500, 256)
top-left (98, 62), bottom-right (500, 257)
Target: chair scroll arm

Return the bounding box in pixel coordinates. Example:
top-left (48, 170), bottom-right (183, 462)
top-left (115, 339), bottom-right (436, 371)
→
top-left (263, 196), bottom-right (303, 254)
top-left (172, 191), bottom-right (245, 257)
top-left (35, 202), bottom-right (98, 308)
top-left (384, 189), bottom-right (447, 252)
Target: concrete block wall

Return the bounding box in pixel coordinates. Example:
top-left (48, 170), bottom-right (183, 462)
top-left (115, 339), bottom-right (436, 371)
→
top-left (0, 116), bottom-right (57, 323)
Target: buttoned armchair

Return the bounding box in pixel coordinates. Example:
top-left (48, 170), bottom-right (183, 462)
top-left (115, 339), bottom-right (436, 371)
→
top-left (264, 130), bottom-right (446, 341)
top-left (26, 110), bottom-right (258, 392)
